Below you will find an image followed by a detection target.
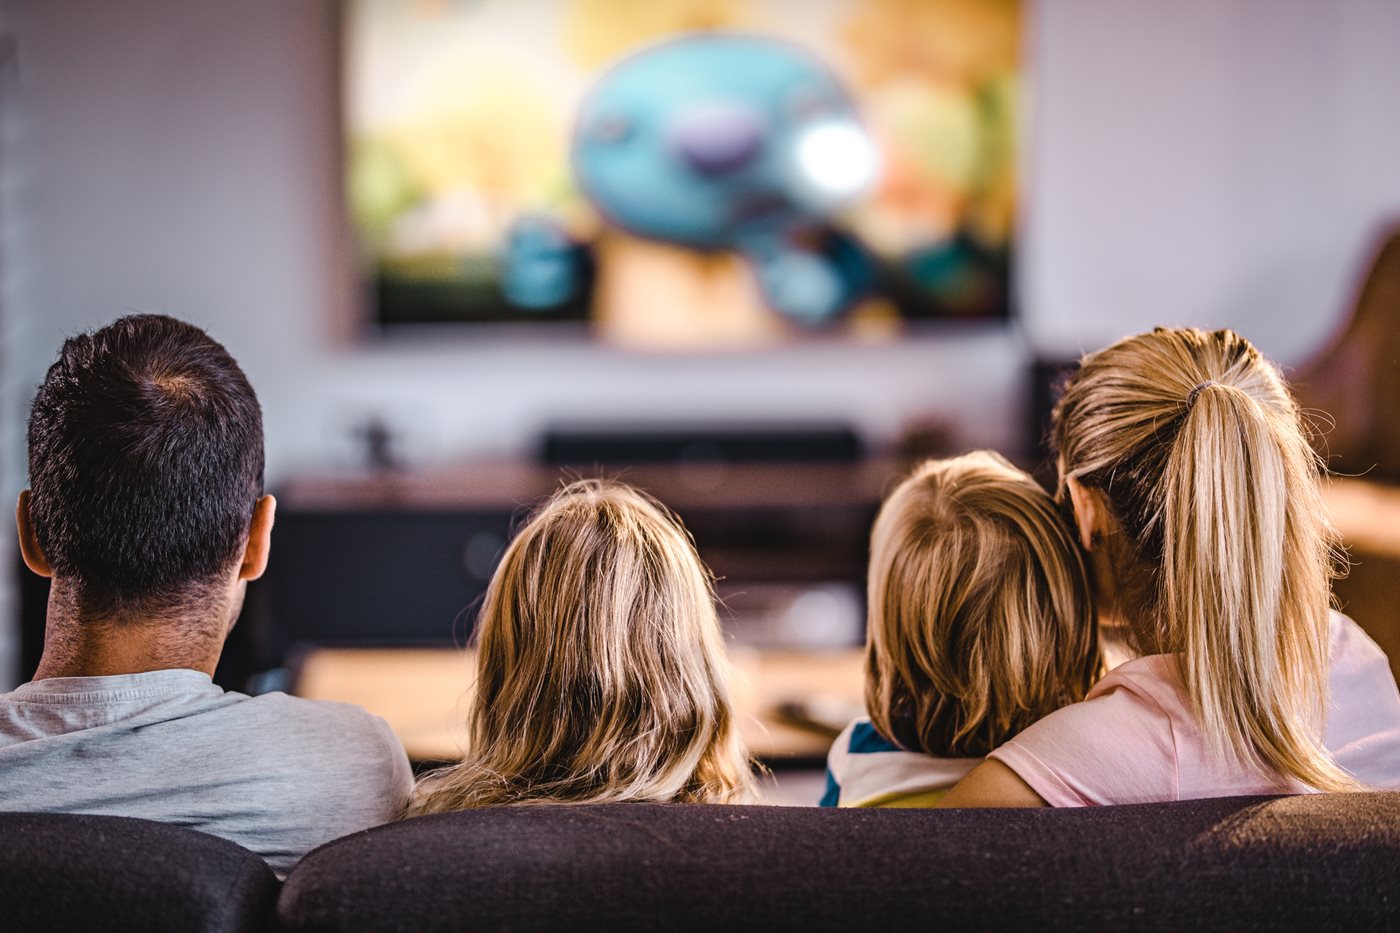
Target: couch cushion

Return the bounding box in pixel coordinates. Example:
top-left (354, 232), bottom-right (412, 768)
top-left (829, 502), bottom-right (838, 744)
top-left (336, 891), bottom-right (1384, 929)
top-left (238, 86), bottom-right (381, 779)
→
top-left (0, 812), bottom-right (279, 933)
top-left (278, 793), bottom-right (1400, 932)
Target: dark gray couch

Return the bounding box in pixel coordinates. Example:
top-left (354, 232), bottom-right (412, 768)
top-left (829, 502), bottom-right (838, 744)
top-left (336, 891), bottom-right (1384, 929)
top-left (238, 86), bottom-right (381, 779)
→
top-left (0, 811), bottom-right (279, 933)
top-left (6, 794), bottom-right (1400, 932)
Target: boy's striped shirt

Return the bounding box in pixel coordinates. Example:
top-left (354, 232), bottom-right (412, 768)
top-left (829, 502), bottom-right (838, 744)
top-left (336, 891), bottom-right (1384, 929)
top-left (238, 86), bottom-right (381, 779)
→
top-left (821, 718), bottom-right (981, 807)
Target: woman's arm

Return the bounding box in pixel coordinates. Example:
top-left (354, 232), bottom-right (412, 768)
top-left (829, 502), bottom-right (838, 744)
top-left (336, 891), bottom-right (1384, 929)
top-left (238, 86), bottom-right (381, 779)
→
top-left (936, 759), bottom-right (1049, 808)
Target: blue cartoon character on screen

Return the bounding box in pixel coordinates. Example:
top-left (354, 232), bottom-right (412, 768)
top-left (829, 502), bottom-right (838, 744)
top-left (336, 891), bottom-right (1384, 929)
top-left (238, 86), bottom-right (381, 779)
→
top-left (505, 33), bottom-right (880, 327)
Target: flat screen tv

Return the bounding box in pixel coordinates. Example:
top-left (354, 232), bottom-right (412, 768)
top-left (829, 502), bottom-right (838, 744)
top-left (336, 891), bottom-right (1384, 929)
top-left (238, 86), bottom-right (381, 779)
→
top-left (344, 0), bottom-right (1021, 348)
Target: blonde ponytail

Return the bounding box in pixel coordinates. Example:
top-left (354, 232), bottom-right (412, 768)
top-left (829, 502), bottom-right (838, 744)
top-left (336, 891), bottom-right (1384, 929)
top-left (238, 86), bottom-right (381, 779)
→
top-left (1054, 328), bottom-right (1354, 792)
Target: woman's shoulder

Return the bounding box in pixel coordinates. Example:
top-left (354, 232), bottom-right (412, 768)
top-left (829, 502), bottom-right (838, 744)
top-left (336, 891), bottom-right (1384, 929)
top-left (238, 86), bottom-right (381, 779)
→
top-left (987, 612), bottom-right (1400, 805)
top-left (986, 658), bottom-right (1185, 806)
top-left (1068, 654), bottom-right (1197, 730)
top-left (1091, 654), bottom-right (1184, 701)
top-left (1329, 609), bottom-right (1391, 670)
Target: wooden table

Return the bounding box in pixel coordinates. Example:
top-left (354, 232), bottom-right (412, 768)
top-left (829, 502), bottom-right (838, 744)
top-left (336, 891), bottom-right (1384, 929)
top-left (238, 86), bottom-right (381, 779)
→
top-left (1322, 478), bottom-right (1400, 560)
top-left (1323, 478), bottom-right (1400, 683)
top-left (294, 646), bottom-right (866, 765)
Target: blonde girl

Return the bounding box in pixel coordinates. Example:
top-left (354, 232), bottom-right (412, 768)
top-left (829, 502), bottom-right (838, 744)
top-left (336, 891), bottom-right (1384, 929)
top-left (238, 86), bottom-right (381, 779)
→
top-left (823, 450), bottom-right (1099, 807)
top-left (409, 479), bottom-right (754, 813)
top-left (943, 327), bottom-right (1400, 807)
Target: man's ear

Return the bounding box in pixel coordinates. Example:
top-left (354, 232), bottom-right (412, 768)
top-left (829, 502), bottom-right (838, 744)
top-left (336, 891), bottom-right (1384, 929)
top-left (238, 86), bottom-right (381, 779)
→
top-left (15, 491), bottom-right (53, 578)
top-left (238, 495), bottom-right (276, 581)
top-left (1064, 477), bottom-right (1110, 551)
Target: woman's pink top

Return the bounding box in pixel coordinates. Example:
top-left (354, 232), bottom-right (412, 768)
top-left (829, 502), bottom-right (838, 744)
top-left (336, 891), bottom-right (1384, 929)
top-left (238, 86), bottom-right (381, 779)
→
top-left (987, 612), bottom-right (1400, 805)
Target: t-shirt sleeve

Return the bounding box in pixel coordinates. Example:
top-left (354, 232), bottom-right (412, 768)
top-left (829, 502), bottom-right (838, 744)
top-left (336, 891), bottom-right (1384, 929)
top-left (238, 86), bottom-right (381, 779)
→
top-left (1325, 611), bottom-right (1400, 788)
top-left (987, 676), bottom-right (1180, 807)
top-left (302, 703), bottom-right (414, 827)
top-left (367, 714), bottom-right (414, 818)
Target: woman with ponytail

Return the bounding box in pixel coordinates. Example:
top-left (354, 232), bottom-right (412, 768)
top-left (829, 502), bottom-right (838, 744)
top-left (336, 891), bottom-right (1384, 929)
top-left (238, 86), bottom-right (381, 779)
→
top-left (941, 327), bottom-right (1400, 806)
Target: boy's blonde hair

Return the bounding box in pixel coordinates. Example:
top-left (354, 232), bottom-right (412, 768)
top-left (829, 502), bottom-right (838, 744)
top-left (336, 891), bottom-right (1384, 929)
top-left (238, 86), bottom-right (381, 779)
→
top-left (1053, 327), bottom-right (1353, 791)
top-left (865, 450), bottom-right (1099, 758)
top-left (410, 479), bottom-right (754, 814)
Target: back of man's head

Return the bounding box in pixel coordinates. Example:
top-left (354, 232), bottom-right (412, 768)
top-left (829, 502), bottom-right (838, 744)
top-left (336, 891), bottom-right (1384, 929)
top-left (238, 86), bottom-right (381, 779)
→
top-left (26, 314), bottom-right (264, 616)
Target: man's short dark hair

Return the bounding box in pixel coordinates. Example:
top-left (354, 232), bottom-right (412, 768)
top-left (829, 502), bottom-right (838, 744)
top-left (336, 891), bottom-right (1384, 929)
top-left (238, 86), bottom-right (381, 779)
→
top-left (26, 314), bottom-right (265, 612)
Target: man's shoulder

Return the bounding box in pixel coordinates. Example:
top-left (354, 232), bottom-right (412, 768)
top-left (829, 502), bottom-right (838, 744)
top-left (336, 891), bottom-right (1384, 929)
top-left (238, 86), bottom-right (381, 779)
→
top-left (0, 683), bottom-right (412, 873)
top-left (219, 692), bottom-right (412, 798)
top-left (227, 691), bottom-right (402, 748)
top-left (234, 689), bottom-right (375, 720)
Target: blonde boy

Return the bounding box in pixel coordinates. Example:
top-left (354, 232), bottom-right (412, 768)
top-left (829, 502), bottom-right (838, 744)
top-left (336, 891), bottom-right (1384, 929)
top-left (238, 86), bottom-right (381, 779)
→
top-left (823, 451), bottom-right (1099, 807)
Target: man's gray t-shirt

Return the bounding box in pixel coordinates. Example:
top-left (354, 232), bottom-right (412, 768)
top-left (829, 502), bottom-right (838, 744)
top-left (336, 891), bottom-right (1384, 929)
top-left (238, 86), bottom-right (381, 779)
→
top-left (0, 669), bottom-right (413, 876)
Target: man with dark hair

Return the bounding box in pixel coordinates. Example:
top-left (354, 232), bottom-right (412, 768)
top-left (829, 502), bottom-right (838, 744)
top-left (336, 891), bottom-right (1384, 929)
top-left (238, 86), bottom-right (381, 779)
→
top-left (3, 314), bottom-right (411, 876)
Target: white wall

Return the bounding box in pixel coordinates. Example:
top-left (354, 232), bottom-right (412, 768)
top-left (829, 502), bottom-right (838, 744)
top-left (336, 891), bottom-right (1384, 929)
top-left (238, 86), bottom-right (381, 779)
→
top-left (3, 0), bottom-right (1400, 685)
top-left (1024, 0), bottom-right (1400, 362)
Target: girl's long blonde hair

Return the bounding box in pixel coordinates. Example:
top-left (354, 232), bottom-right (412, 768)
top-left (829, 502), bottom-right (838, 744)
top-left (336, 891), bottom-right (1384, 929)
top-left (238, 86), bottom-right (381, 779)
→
top-left (409, 479), bottom-right (755, 814)
top-left (865, 451), bottom-right (1099, 757)
top-left (1053, 327), bottom-right (1354, 791)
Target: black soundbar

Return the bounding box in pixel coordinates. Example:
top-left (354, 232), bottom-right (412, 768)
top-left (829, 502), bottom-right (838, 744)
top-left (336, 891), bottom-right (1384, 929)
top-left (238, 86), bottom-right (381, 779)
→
top-left (540, 423), bottom-right (863, 466)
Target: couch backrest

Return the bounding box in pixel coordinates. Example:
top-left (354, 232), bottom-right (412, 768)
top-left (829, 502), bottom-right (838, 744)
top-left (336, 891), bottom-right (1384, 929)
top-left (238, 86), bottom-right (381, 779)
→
top-left (0, 812), bottom-right (280, 933)
top-left (278, 793), bottom-right (1400, 932)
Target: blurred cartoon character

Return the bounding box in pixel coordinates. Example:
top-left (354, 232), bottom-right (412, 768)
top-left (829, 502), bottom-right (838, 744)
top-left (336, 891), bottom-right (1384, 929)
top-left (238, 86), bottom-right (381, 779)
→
top-left (501, 214), bottom-right (594, 310)
top-left (573, 33), bottom-right (879, 325)
top-left (561, 33), bottom-right (880, 326)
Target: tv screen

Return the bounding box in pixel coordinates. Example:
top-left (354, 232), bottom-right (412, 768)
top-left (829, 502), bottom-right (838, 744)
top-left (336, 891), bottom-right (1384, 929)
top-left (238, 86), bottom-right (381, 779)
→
top-left (345, 0), bottom-right (1021, 347)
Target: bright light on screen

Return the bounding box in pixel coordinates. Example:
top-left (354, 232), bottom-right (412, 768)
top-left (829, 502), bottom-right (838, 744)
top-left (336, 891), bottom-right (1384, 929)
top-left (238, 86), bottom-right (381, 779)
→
top-left (794, 121), bottom-right (880, 200)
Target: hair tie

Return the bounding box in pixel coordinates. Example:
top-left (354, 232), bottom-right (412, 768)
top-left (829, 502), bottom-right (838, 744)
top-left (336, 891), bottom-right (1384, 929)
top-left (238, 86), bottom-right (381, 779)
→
top-left (1185, 380), bottom-right (1218, 407)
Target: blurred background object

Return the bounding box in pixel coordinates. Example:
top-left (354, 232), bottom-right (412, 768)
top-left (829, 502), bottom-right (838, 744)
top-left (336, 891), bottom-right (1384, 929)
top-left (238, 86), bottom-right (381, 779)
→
top-left (1293, 227), bottom-right (1400, 483)
top-left (1292, 227), bottom-right (1400, 682)
top-left (346, 0), bottom-right (1018, 344)
top-left (0, 22), bottom-right (17, 688)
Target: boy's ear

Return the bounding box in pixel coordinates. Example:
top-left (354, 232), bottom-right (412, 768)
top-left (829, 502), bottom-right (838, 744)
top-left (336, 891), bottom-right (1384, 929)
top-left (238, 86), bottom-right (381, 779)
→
top-left (1064, 477), bottom-right (1110, 551)
top-left (238, 495), bottom-right (277, 582)
top-left (16, 491), bottom-right (53, 577)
